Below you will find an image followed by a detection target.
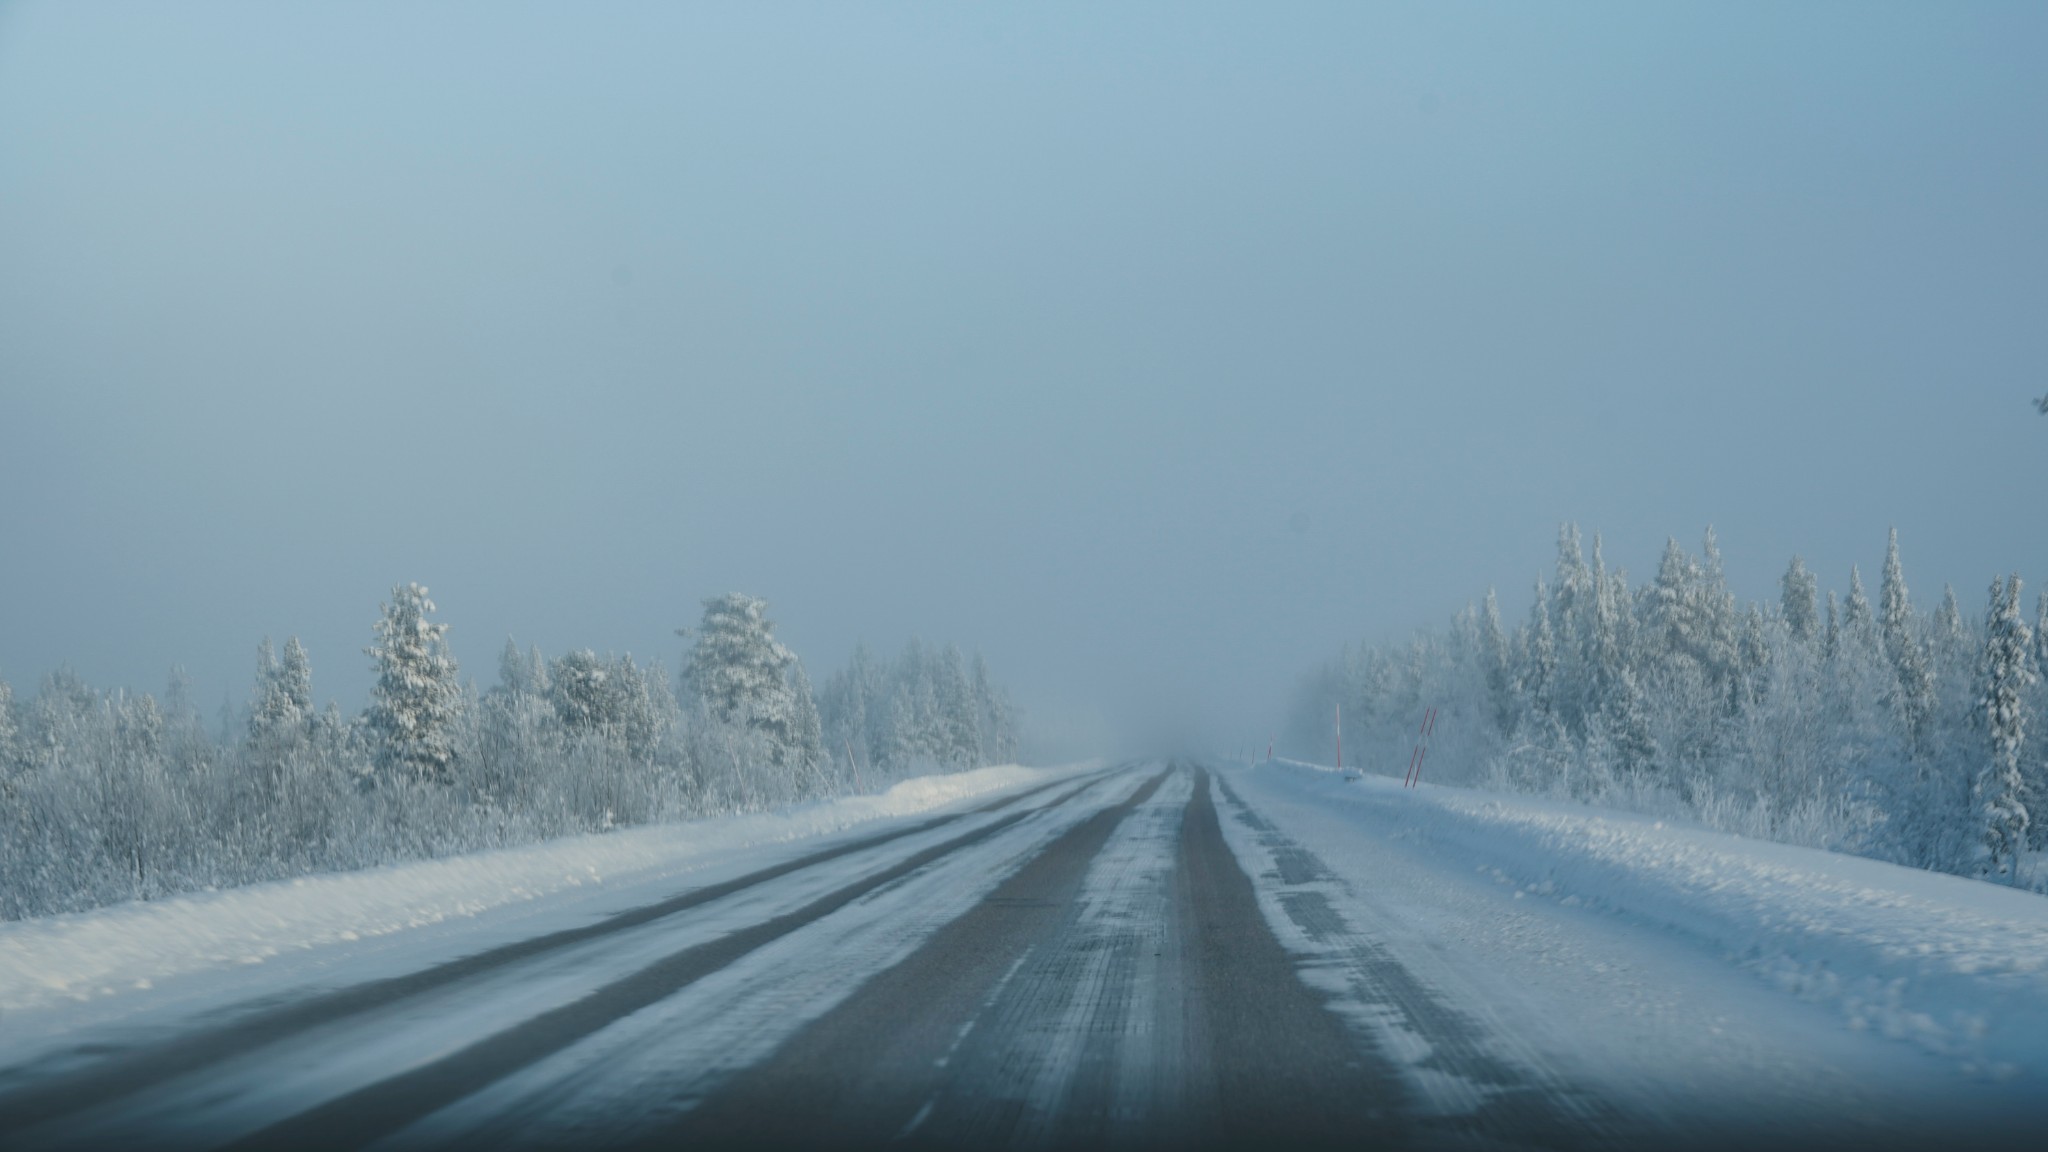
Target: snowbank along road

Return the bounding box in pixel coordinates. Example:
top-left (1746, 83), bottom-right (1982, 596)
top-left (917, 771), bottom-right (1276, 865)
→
top-left (1, 760), bottom-right (2044, 1150)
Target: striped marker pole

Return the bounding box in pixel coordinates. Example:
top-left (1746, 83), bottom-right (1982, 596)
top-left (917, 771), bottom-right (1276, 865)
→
top-left (1405, 706), bottom-right (1438, 788)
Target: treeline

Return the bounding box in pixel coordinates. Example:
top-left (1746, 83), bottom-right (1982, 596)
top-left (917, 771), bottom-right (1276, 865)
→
top-left (0, 587), bottom-right (1019, 920)
top-left (1290, 526), bottom-right (2046, 887)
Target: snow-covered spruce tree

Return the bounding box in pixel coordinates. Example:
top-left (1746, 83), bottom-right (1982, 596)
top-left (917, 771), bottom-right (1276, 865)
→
top-left (1479, 589), bottom-right (1516, 738)
top-left (499, 638), bottom-right (549, 699)
top-left (1937, 586), bottom-right (1967, 662)
top-left (364, 583), bottom-right (464, 786)
top-left (819, 641), bottom-right (877, 781)
top-left (683, 593), bottom-right (807, 772)
top-left (1974, 574), bottom-right (2035, 883)
top-left (1737, 604), bottom-right (1771, 710)
top-left (476, 639), bottom-right (558, 809)
top-left (879, 688), bottom-right (917, 774)
top-left (550, 649), bottom-right (663, 762)
top-left (550, 649), bottom-right (612, 733)
top-left (895, 638), bottom-right (945, 766)
top-left (245, 635), bottom-right (317, 798)
top-left (1644, 538), bottom-right (1705, 679)
top-left (788, 662), bottom-right (826, 784)
top-left (935, 645), bottom-right (983, 769)
top-left (1843, 566), bottom-right (1874, 637)
top-left (0, 675), bottom-right (20, 793)
top-left (1697, 528), bottom-right (1743, 698)
top-left (1549, 525), bottom-right (1594, 737)
top-left (1782, 556), bottom-right (1819, 644)
top-left (2037, 591), bottom-right (2048, 687)
top-left (1518, 580), bottom-right (1558, 728)
top-left (1823, 591), bottom-right (1841, 664)
top-left (1879, 529), bottom-right (1939, 756)
top-left (971, 651), bottom-right (1019, 765)
top-left (248, 637), bottom-right (314, 746)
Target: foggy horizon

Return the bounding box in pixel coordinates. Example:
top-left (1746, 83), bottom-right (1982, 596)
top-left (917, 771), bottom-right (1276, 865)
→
top-left (4, 2), bottom-right (2044, 758)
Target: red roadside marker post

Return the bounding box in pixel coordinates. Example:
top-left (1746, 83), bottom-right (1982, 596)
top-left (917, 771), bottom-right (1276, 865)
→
top-left (1405, 706), bottom-right (1437, 788)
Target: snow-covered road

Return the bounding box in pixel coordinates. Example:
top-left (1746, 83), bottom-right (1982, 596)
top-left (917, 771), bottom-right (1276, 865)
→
top-left (2, 761), bottom-right (2045, 1150)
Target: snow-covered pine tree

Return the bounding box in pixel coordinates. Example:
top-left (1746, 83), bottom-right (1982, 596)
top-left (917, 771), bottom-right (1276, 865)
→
top-left (683, 593), bottom-right (802, 768)
top-left (1479, 589), bottom-right (1515, 737)
top-left (491, 631), bottom-right (532, 696)
top-left (1551, 525), bottom-right (1593, 734)
top-left (879, 688), bottom-right (916, 774)
top-left (935, 645), bottom-right (983, 768)
top-left (1878, 529), bottom-right (1938, 756)
top-left (787, 662), bottom-right (825, 780)
top-left (279, 638), bottom-right (313, 725)
top-left (247, 637), bottom-right (278, 733)
top-left (247, 635), bottom-right (315, 790)
top-left (1937, 586), bottom-right (1967, 658)
top-left (970, 652), bottom-right (1017, 765)
top-left (0, 676), bottom-right (19, 789)
top-left (818, 642), bottom-right (879, 780)
top-left (1974, 574), bottom-right (2035, 882)
top-left (1738, 604), bottom-right (1771, 709)
top-left (889, 639), bottom-right (943, 763)
top-left (1824, 591), bottom-right (1841, 664)
top-left (1696, 527), bottom-right (1742, 693)
top-left (1604, 660), bottom-right (1658, 780)
top-left (364, 583), bottom-right (464, 785)
top-left (1584, 542), bottom-right (1626, 717)
top-left (1645, 537), bottom-right (1703, 678)
top-left (1518, 580), bottom-right (1558, 727)
top-left (2037, 591), bottom-right (2048, 687)
top-left (1781, 556), bottom-right (1819, 643)
top-left (1843, 566), bottom-right (1873, 635)
top-left (551, 649), bottom-right (618, 735)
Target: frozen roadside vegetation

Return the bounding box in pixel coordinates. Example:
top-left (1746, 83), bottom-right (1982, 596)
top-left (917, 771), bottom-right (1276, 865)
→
top-left (0, 763), bottom-right (1080, 1017)
top-left (1290, 525), bottom-right (2048, 891)
top-left (1256, 759), bottom-right (2048, 1080)
top-left (0, 590), bottom-right (1024, 922)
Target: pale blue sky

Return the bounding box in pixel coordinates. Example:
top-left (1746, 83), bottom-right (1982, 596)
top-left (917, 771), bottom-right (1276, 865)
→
top-left (2, 2), bottom-right (2043, 753)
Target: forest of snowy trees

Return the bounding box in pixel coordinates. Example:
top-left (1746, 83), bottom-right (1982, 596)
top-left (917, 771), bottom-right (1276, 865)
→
top-left (0, 587), bottom-right (1019, 920)
top-left (1290, 526), bottom-right (2048, 889)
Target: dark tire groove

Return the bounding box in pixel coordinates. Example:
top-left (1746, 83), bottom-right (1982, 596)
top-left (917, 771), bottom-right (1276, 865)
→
top-left (1174, 768), bottom-right (1409, 1151)
top-left (632, 769), bottom-right (1175, 1152)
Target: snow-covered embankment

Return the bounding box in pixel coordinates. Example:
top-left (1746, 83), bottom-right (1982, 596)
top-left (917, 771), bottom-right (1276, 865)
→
top-left (1257, 760), bottom-right (2048, 1079)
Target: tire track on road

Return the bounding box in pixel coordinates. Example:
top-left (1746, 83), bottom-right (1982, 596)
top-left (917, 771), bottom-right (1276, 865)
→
top-left (0, 769), bottom-right (1108, 1144)
top-left (1210, 771), bottom-right (1621, 1150)
top-left (1172, 769), bottom-right (1410, 1151)
top-left (910, 768), bottom-right (1193, 1149)
top-left (214, 772), bottom-right (1123, 1152)
top-left (637, 768), bottom-right (1174, 1151)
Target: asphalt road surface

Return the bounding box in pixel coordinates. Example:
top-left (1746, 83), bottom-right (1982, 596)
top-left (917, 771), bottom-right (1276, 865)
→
top-left (0, 763), bottom-right (2021, 1151)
